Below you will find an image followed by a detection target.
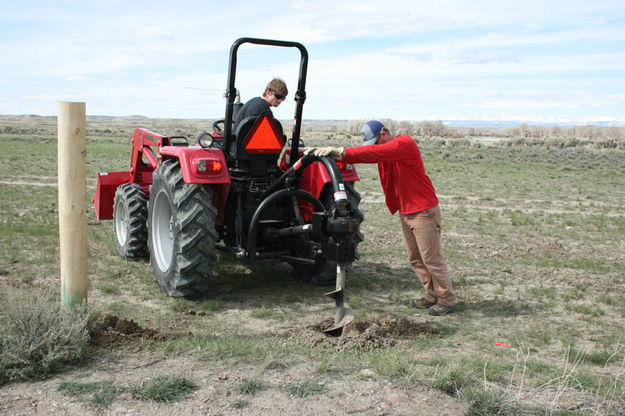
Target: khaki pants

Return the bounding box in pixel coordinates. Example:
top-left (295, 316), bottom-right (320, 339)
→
top-left (400, 205), bottom-right (455, 307)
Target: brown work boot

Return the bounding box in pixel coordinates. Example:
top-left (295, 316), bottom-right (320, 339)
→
top-left (427, 303), bottom-right (455, 316)
top-left (409, 297), bottom-right (436, 309)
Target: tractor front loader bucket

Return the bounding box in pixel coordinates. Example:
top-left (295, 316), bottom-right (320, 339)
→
top-left (93, 171), bottom-right (130, 220)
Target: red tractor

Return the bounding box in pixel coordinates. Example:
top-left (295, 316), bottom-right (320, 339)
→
top-left (93, 38), bottom-right (363, 334)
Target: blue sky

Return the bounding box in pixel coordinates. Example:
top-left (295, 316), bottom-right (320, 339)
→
top-left (1, 0), bottom-right (624, 123)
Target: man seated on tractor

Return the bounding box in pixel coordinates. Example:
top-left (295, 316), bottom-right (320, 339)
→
top-left (234, 78), bottom-right (288, 134)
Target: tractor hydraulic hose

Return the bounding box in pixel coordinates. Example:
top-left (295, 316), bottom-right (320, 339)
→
top-left (247, 189), bottom-right (324, 261)
top-left (300, 155), bottom-right (351, 217)
top-left (261, 153), bottom-right (316, 198)
top-left (262, 154), bottom-right (348, 209)
top-left (315, 156), bottom-right (349, 210)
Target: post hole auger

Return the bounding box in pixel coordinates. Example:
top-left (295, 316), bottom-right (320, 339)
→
top-left (248, 153), bottom-right (362, 336)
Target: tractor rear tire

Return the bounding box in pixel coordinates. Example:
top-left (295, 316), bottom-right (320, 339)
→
top-left (113, 183), bottom-right (148, 259)
top-left (293, 181), bottom-right (364, 285)
top-left (148, 159), bottom-right (218, 298)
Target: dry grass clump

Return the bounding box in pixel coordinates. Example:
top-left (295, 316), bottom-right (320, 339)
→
top-left (447, 347), bottom-right (625, 415)
top-left (0, 289), bottom-right (91, 384)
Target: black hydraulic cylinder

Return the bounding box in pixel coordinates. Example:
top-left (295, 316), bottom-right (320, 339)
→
top-left (264, 223), bottom-right (313, 242)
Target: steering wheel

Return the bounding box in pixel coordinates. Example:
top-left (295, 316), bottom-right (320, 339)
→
top-left (212, 119), bottom-right (225, 136)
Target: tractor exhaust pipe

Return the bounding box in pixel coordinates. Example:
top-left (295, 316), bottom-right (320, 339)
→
top-left (323, 263), bottom-right (353, 337)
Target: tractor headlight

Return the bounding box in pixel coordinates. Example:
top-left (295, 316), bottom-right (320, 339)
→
top-left (197, 131), bottom-right (214, 148)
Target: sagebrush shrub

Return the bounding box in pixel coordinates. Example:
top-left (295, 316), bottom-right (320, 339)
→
top-left (0, 289), bottom-right (90, 384)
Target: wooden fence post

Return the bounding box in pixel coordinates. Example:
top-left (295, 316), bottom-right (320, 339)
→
top-left (57, 101), bottom-right (88, 307)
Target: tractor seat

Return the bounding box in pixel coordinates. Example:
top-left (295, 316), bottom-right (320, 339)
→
top-left (232, 116), bottom-right (286, 177)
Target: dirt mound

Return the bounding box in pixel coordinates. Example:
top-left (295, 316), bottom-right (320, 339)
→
top-left (89, 313), bottom-right (162, 349)
top-left (286, 315), bottom-right (440, 352)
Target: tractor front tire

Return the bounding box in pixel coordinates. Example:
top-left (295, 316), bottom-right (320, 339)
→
top-left (113, 183), bottom-right (148, 259)
top-left (148, 159), bottom-right (218, 298)
top-left (293, 182), bottom-right (364, 285)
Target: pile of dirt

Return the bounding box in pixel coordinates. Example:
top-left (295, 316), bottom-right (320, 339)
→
top-left (286, 315), bottom-right (440, 352)
top-left (89, 313), bottom-right (162, 349)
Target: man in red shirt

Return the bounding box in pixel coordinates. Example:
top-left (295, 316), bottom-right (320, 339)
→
top-left (310, 120), bottom-right (455, 316)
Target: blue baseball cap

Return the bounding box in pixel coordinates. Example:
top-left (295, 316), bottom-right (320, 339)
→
top-left (361, 120), bottom-right (384, 146)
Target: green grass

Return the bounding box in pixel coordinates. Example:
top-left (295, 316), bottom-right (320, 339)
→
top-left (567, 348), bottom-right (623, 367)
top-left (527, 326), bottom-right (552, 347)
top-left (130, 375), bottom-right (197, 402)
top-left (462, 387), bottom-right (523, 416)
top-left (565, 303), bottom-right (605, 317)
top-left (426, 355), bottom-right (509, 396)
top-left (524, 359), bottom-right (558, 378)
top-left (58, 376), bottom-right (197, 407)
top-left (430, 358), bottom-right (476, 396)
top-left (58, 381), bottom-right (119, 407)
top-left (529, 285), bottom-right (557, 302)
top-left (160, 333), bottom-right (306, 362)
top-left (366, 349), bottom-right (418, 378)
top-left (233, 399), bottom-right (250, 408)
top-left (285, 379), bottom-right (327, 398)
top-left (236, 378), bottom-right (263, 395)
top-left (94, 279), bottom-right (122, 295)
top-left (2, 126), bottom-right (625, 413)
top-left (250, 306), bottom-right (283, 320)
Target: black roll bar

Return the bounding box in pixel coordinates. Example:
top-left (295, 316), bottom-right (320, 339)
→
top-left (223, 37), bottom-right (309, 166)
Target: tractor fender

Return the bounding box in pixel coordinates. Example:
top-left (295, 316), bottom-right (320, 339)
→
top-left (299, 160), bottom-right (331, 199)
top-left (159, 145), bottom-right (231, 225)
top-left (159, 145), bottom-right (230, 185)
top-left (281, 149), bottom-right (360, 199)
top-left (299, 160), bottom-right (360, 199)
top-left (292, 158), bottom-right (360, 221)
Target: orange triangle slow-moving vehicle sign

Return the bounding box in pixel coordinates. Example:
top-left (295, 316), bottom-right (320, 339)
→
top-left (242, 116), bottom-right (285, 153)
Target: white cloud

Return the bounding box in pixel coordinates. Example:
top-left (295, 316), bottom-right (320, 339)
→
top-left (0, 0), bottom-right (623, 120)
top-left (136, 26), bottom-right (172, 39)
top-left (65, 75), bottom-right (87, 81)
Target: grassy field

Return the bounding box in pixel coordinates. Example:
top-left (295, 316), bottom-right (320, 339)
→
top-left (1, 117), bottom-right (624, 415)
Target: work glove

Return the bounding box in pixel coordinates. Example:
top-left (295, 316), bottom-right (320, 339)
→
top-left (314, 146), bottom-right (344, 160)
top-left (303, 147), bottom-right (317, 155)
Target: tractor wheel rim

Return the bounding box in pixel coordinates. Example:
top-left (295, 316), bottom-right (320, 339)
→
top-left (152, 190), bottom-right (174, 272)
top-left (114, 200), bottom-right (127, 245)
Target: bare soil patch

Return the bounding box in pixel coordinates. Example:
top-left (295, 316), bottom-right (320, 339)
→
top-left (89, 313), bottom-right (163, 349)
top-left (286, 315), bottom-right (440, 352)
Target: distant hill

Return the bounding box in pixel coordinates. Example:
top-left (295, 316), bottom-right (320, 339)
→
top-left (2, 115), bottom-right (624, 140)
top-left (442, 119), bottom-right (625, 128)
top-left (1, 114), bottom-right (624, 129)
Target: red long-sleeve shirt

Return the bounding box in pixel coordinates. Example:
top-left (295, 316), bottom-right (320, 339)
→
top-left (342, 135), bottom-right (438, 215)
